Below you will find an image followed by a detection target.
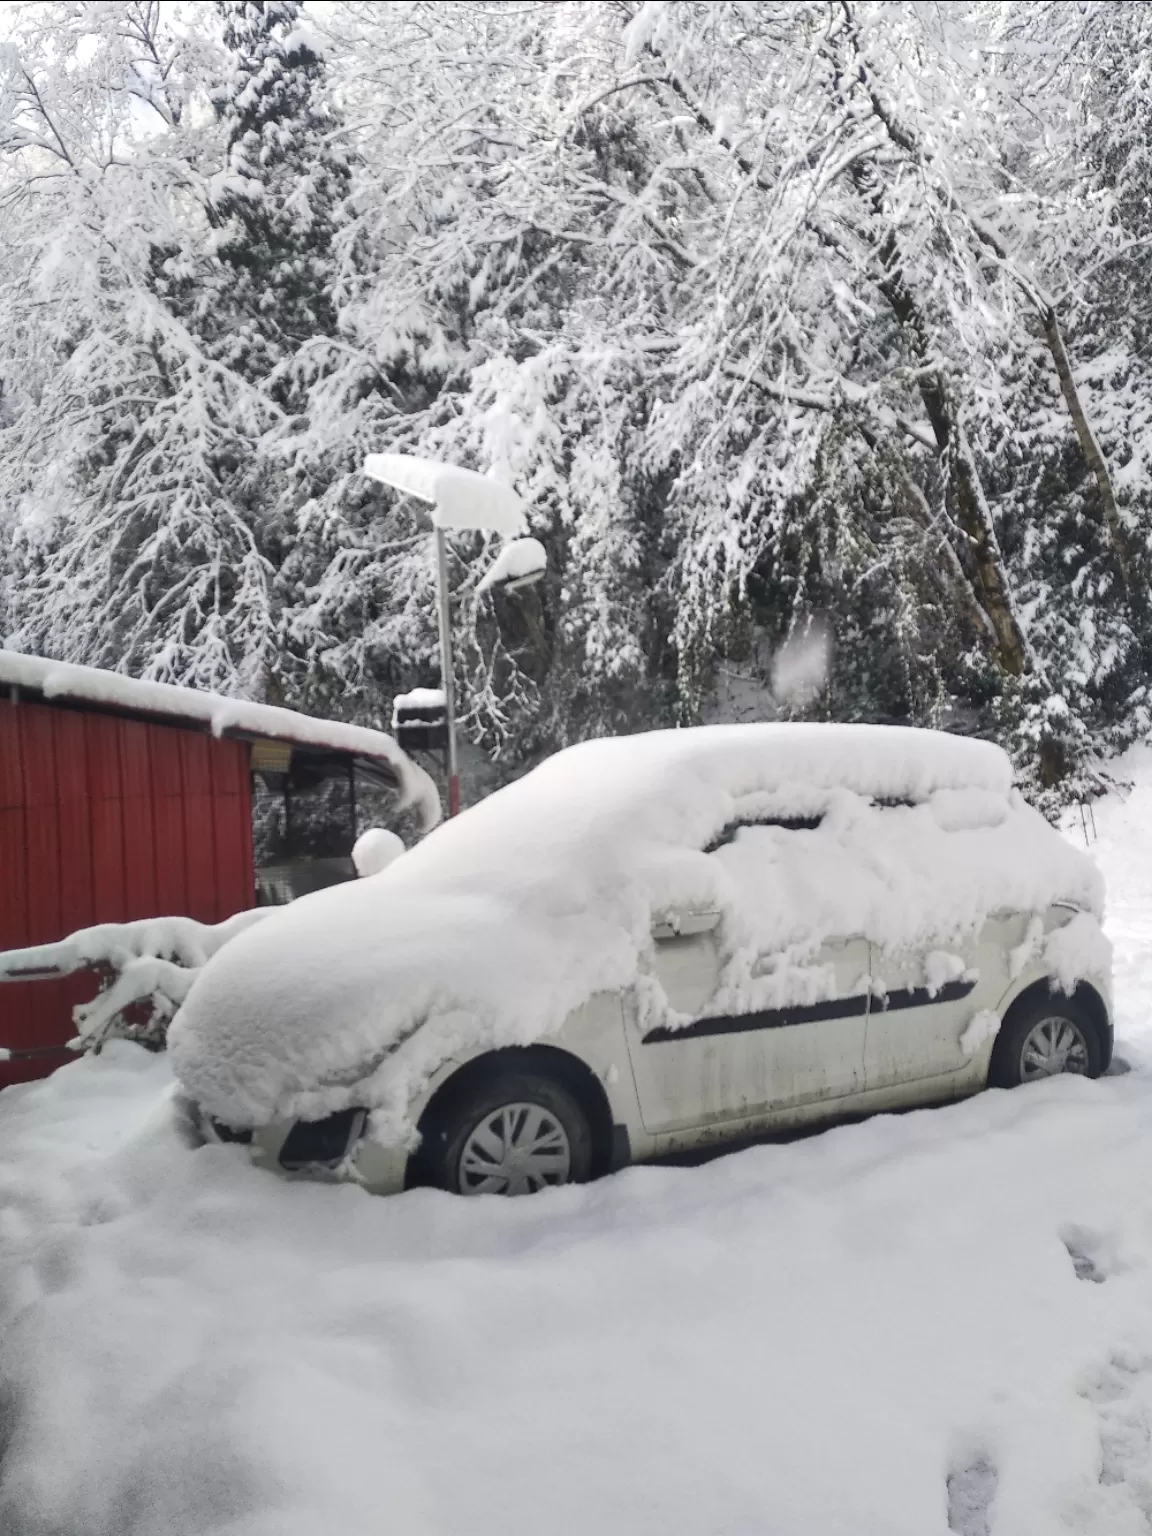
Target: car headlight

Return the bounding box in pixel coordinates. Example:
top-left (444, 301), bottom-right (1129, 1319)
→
top-left (209, 1117), bottom-right (253, 1146)
top-left (277, 1108), bottom-right (367, 1171)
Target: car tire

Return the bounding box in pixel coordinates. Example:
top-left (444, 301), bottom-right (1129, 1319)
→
top-left (415, 1070), bottom-right (593, 1196)
top-left (987, 991), bottom-right (1103, 1088)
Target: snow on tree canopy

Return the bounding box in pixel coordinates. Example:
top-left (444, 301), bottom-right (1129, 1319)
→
top-left (167, 724), bottom-right (1104, 1140)
top-left (5, 2), bottom-right (1152, 795)
top-left (0, 650), bottom-right (440, 829)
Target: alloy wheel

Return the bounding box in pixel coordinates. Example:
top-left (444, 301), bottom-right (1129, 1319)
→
top-left (1019, 1016), bottom-right (1090, 1081)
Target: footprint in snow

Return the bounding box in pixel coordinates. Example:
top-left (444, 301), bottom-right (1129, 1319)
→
top-left (1076, 1349), bottom-right (1152, 1525)
top-left (1103, 1054), bottom-right (1132, 1077)
top-left (1061, 1225), bottom-right (1110, 1284)
top-left (947, 1454), bottom-right (998, 1536)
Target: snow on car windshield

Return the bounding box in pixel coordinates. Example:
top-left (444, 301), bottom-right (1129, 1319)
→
top-left (168, 725), bottom-right (1103, 1139)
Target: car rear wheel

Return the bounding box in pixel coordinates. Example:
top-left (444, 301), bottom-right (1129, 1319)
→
top-left (987, 993), bottom-right (1103, 1088)
top-left (417, 1071), bottom-right (593, 1196)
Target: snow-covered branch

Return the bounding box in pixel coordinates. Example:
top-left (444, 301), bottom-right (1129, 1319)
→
top-left (0, 912), bottom-right (271, 1053)
top-left (2, 0), bottom-right (1151, 799)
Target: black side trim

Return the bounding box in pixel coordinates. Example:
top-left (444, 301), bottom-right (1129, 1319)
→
top-left (643, 992), bottom-right (868, 1044)
top-left (875, 978), bottom-right (976, 1012)
top-left (0, 1043), bottom-right (74, 1060)
top-left (642, 977), bottom-right (977, 1044)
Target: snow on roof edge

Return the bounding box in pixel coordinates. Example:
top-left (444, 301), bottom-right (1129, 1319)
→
top-left (0, 651), bottom-right (442, 830)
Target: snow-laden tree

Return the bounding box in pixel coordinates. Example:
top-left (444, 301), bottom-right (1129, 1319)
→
top-left (0, 3), bottom-right (282, 691)
top-left (4, 0), bottom-right (1152, 802)
top-left (306, 0), bottom-right (1036, 751)
top-left (952, 0), bottom-right (1152, 796)
top-left (0, 0), bottom-right (358, 697)
top-left (200, 0), bottom-right (351, 390)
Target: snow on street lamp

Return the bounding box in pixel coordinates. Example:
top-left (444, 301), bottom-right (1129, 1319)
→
top-left (475, 536), bottom-right (546, 595)
top-left (362, 453), bottom-right (545, 818)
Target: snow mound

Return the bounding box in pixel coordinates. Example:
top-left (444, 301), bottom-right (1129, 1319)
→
top-left (351, 828), bottom-right (406, 879)
top-left (1045, 911), bottom-right (1114, 995)
top-left (959, 1009), bottom-right (1001, 1058)
top-left (4, 1043), bottom-right (1152, 1536)
top-left (168, 725), bottom-right (1102, 1136)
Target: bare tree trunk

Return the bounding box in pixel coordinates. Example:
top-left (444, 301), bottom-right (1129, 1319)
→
top-left (890, 458), bottom-right (1000, 653)
top-left (963, 211), bottom-right (1131, 590)
top-left (1040, 305), bottom-right (1131, 587)
top-left (836, 0), bottom-right (1131, 593)
top-left (942, 422), bottom-right (1029, 675)
top-left (857, 186), bottom-right (1029, 675)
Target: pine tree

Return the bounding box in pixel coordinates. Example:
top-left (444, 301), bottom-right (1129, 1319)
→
top-left (205, 0), bottom-right (351, 392)
top-left (6, 0), bottom-right (1152, 805)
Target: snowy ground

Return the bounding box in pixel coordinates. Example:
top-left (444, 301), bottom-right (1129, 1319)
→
top-left (5, 756), bottom-right (1152, 1535)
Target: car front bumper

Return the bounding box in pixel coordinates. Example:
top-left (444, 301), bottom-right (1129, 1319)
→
top-left (189, 1100), bottom-right (412, 1196)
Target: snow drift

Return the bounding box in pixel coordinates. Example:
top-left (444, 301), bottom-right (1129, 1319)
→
top-left (5, 747), bottom-right (1152, 1536)
top-left (168, 725), bottom-right (1104, 1139)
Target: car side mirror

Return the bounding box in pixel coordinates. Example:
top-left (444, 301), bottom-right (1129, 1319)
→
top-left (651, 909), bottom-right (722, 941)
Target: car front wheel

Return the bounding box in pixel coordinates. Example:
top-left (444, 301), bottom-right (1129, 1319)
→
top-left (987, 993), bottom-right (1103, 1088)
top-left (416, 1071), bottom-right (593, 1196)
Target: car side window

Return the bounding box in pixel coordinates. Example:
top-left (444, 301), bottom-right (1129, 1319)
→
top-left (704, 814), bottom-right (824, 854)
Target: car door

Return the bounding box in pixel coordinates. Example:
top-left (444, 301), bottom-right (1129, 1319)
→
top-left (623, 921), bottom-right (871, 1137)
top-left (863, 913), bottom-right (1024, 1088)
top-left (863, 937), bottom-right (980, 1088)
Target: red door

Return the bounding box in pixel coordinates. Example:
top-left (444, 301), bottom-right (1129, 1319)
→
top-left (0, 700), bottom-right (253, 1089)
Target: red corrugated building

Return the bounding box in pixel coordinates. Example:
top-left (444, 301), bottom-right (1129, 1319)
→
top-left (0, 653), bottom-right (436, 1089)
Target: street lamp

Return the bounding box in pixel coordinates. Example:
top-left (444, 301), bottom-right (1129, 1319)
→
top-left (362, 453), bottom-right (545, 817)
top-left (476, 536), bottom-right (547, 595)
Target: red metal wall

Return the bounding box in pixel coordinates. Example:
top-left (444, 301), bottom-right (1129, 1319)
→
top-left (0, 699), bottom-right (254, 1089)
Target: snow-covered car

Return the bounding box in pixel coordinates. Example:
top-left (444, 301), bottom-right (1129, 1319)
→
top-left (170, 724), bottom-right (1113, 1197)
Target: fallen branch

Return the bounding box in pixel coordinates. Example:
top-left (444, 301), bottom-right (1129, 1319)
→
top-left (0, 911), bottom-right (272, 1054)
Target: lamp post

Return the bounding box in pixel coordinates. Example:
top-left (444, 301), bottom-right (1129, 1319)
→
top-left (432, 524), bottom-right (460, 815)
top-left (362, 453), bottom-right (545, 817)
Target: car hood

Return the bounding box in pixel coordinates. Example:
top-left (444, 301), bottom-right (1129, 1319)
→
top-left (168, 875), bottom-right (637, 1136)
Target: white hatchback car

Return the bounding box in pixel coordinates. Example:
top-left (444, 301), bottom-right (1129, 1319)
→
top-left (172, 724), bottom-right (1113, 1196)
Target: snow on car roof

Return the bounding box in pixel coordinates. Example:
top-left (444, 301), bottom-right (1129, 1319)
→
top-left (571, 720), bottom-right (1015, 803)
top-left (169, 723), bottom-right (1104, 1137)
top-left (436, 721), bottom-right (1015, 845)
top-left (0, 649), bottom-right (441, 828)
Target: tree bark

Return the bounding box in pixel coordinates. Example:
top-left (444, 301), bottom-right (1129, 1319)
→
top-left (836, 0), bottom-right (1131, 592)
top-left (641, 22), bottom-right (1029, 677)
top-left (858, 186), bottom-right (1029, 675)
top-left (1041, 305), bottom-right (1131, 587)
top-left (963, 213), bottom-right (1131, 591)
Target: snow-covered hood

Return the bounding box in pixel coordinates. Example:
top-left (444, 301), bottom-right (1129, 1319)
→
top-left (168, 724), bottom-right (1104, 1139)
